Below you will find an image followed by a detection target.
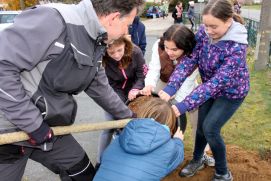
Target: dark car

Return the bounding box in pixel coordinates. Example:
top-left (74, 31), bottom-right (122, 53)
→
top-left (145, 6), bottom-right (162, 18)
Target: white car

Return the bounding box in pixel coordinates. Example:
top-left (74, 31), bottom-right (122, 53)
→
top-left (0, 11), bottom-right (21, 31)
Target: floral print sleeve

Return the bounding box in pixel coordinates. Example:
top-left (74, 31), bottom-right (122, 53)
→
top-left (179, 43), bottom-right (248, 113)
top-left (163, 26), bottom-right (204, 96)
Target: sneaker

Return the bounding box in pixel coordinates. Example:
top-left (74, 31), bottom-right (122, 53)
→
top-left (179, 158), bottom-right (205, 177)
top-left (203, 153), bottom-right (215, 167)
top-left (212, 170), bottom-right (233, 181)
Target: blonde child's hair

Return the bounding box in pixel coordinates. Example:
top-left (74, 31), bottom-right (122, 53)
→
top-left (137, 97), bottom-right (176, 135)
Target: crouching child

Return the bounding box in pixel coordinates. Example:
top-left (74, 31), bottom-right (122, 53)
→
top-left (94, 97), bottom-right (184, 181)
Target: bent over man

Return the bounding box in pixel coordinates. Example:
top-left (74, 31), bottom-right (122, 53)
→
top-left (0, 0), bottom-right (144, 180)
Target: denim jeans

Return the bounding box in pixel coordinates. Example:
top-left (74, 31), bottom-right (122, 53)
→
top-left (193, 96), bottom-right (244, 175)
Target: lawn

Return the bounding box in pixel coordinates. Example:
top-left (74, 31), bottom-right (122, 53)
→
top-left (243, 4), bottom-right (261, 10)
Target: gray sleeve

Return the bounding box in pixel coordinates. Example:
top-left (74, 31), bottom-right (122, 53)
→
top-left (0, 7), bottom-right (65, 133)
top-left (85, 67), bottom-right (133, 120)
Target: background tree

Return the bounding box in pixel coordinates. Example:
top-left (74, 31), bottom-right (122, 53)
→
top-left (19, 0), bottom-right (25, 10)
top-left (3, 0), bottom-right (38, 10)
top-left (255, 0), bottom-right (271, 70)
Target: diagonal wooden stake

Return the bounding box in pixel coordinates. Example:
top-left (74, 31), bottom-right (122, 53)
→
top-left (0, 119), bottom-right (131, 145)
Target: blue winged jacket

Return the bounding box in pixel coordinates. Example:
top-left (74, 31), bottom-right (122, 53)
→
top-left (94, 118), bottom-right (184, 181)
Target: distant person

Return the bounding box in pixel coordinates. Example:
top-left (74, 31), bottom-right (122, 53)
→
top-left (188, 1), bottom-right (195, 30)
top-left (94, 97), bottom-right (184, 181)
top-left (152, 6), bottom-right (156, 13)
top-left (129, 16), bottom-right (147, 55)
top-left (172, 2), bottom-right (183, 24)
top-left (233, 0), bottom-right (242, 14)
top-left (159, 0), bottom-right (249, 180)
top-left (96, 36), bottom-right (147, 170)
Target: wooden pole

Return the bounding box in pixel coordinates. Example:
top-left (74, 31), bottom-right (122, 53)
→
top-left (0, 119), bottom-right (131, 145)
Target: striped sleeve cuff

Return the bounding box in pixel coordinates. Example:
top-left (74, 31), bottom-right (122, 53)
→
top-left (175, 102), bottom-right (188, 115)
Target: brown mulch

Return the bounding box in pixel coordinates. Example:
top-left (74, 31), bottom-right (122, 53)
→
top-left (163, 145), bottom-right (271, 181)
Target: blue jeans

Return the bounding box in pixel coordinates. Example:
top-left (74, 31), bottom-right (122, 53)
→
top-left (193, 96), bottom-right (244, 175)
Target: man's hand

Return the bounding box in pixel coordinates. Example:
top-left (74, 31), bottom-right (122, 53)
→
top-left (140, 85), bottom-right (153, 96)
top-left (28, 122), bottom-right (54, 145)
top-left (158, 90), bottom-right (171, 102)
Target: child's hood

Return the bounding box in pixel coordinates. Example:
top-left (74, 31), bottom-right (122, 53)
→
top-left (217, 20), bottom-right (248, 44)
top-left (119, 118), bottom-right (171, 154)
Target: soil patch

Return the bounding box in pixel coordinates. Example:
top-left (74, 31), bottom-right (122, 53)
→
top-left (163, 145), bottom-right (271, 181)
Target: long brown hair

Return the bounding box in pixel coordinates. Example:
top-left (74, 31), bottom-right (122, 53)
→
top-left (136, 97), bottom-right (176, 135)
top-left (160, 24), bottom-right (196, 56)
top-left (203, 0), bottom-right (244, 25)
top-left (103, 36), bottom-right (133, 69)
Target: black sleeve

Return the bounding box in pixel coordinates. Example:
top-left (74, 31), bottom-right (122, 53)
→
top-left (172, 9), bottom-right (177, 20)
top-left (131, 46), bottom-right (146, 90)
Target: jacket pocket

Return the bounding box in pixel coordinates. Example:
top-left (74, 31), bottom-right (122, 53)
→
top-left (47, 43), bottom-right (94, 94)
top-left (32, 92), bottom-right (77, 126)
top-left (42, 94), bottom-right (77, 126)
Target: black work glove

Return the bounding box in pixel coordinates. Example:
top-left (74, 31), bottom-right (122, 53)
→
top-left (176, 116), bottom-right (187, 134)
top-left (28, 122), bottom-right (54, 145)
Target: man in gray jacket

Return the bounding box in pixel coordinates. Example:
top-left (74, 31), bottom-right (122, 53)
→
top-left (0, 0), bottom-right (144, 180)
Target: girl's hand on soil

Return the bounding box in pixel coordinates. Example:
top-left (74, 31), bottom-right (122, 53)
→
top-left (140, 85), bottom-right (153, 96)
top-left (172, 105), bottom-right (181, 117)
top-left (128, 89), bottom-right (139, 101)
top-left (173, 127), bottom-right (184, 140)
top-left (158, 90), bottom-right (171, 102)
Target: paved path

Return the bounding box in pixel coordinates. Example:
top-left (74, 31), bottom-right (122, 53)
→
top-left (143, 14), bottom-right (174, 37)
top-left (143, 14), bottom-right (174, 63)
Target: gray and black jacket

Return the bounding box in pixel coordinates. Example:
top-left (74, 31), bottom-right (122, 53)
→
top-left (0, 0), bottom-right (132, 134)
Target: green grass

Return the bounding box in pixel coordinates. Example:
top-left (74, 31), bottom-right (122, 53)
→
top-left (243, 4), bottom-right (261, 10)
top-left (183, 48), bottom-right (271, 157)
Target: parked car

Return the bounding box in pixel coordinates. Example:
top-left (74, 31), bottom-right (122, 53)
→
top-left (145, 6), bottom-right (163, 18)
top-left (0, 11), bottom-right (20, 31)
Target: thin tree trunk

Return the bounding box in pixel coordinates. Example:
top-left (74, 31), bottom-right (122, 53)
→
top-left (255, 0), bottom-right (271, 70)
top-left (19, 0), bottom-right (25, 10)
